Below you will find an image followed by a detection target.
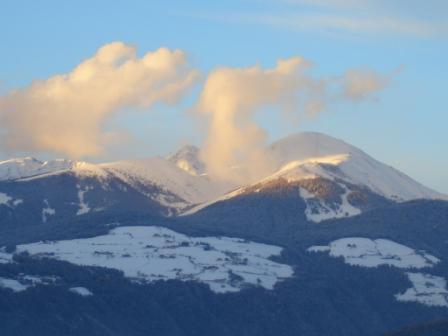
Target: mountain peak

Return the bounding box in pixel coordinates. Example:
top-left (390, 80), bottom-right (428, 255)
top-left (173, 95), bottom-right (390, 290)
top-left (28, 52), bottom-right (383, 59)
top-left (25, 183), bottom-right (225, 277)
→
top-left (269, 132), bottom-right (359, 167)
top-left (268, 132), bottom-right (446, 202)
top-left (167, 145), bottom-right (205, 176)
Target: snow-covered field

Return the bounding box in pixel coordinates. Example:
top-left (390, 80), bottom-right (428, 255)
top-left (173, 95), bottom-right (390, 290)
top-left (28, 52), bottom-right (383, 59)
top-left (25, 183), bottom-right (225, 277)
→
top-left (10, 226), bottom-right (293, 293)
top-left (308, 238), bottom-right (439, 269)
top-left (396, 273), bottom-right (448, 307)
top-left (308, 237), bottom-right (447, 307)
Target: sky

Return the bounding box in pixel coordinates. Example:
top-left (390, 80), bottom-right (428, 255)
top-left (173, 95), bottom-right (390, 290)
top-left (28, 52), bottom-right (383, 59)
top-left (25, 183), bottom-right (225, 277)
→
top-left (0, 0), bottom-right (447, 192)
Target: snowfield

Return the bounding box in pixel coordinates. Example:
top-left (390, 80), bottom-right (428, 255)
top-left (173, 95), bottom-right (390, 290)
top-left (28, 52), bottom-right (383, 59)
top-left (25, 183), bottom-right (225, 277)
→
top-left (11, 226), bottom-right (294, 293)
top-left (308, 238), bottom-right (448, 308)
top-left (396, 273), bottom-right (448, 307)
top-left (308, 238), bottom-right (439, 269)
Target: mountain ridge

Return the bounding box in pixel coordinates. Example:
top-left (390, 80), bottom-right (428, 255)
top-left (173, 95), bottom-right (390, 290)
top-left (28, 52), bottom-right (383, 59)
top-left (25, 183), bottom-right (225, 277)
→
top-left (0, 132), bottom-right (446, 226)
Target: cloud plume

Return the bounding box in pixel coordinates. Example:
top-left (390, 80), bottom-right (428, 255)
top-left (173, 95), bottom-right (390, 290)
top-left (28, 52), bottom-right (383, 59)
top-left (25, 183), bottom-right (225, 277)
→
top-left (0, 42), bottom-right (199, 157)
top-left (341, 68), bottom-right (391, 101)
top-left (197, 57), bottom-right (327, 183)
top-left (197, 59), bottom-right (391, 184)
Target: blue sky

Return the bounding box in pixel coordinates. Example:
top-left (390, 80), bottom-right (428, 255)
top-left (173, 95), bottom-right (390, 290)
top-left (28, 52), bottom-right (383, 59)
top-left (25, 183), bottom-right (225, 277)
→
top-left (0, 0), bottom-right (447, 192)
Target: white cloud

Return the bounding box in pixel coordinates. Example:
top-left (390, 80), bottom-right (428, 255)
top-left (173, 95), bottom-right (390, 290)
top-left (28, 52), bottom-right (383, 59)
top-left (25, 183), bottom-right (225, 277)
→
top-left (0, 42), bottom-right (199, 158)
top-left (197, 57), bottom-right (318, 183)
top-left (196, 57), bottom-right (389, 183)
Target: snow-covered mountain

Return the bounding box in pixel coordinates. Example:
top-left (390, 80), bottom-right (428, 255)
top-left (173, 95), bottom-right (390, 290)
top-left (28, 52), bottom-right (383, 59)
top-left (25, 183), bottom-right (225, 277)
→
top-left (184, 132), bottom-right (446, 222)
top-left (268, 132), bottom-right (444, 202)
top-left (0, 151), bottom-right (231, 225)
top-left (99, 157), bottom-right (227, 205)
top-left (1, 132), bottom-right (448, 336)
top-left (167, 145), bottom-right (206, 176)
top-left (0, 157), bottom-right (76, 181)
top-left (0, 132), bottom-right (446, 225)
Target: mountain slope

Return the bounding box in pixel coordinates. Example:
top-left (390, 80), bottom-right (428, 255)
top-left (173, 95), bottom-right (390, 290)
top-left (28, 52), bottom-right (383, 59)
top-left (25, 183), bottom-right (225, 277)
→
top-left (0, 154), bottom-right (229, 226)
top-left (0, 132), bottom-right (445, 226)
top-left (269, 132), bottom-right (444, 202)
top-left (0, 157), bottom-right (76, 180)
top-left (0, 133), bottom-right (447, 336)
top-left (184, 132), bottom-right (446, 222)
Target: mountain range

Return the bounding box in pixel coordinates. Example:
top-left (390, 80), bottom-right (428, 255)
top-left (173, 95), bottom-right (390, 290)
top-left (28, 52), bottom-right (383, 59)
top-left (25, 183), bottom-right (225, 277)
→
top-left (0, 132), bottom-right (444, 226)
top-left (0, 132), bottom-right (447, 336)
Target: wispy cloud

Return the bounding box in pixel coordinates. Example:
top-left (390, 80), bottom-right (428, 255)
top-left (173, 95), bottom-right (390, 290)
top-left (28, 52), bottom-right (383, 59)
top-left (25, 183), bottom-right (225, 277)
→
top-left (189, 0), bottom-right (447, 38)
top-left (255, 13), bottom-right (437, 36)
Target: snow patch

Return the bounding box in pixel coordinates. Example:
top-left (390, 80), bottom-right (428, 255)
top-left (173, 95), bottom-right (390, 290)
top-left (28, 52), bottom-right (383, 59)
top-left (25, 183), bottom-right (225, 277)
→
top-left (42, 199), bottom-right (56, 223)
top-left (70, 287), bottom-right (93, 296)
top-left (12, 199), bottom-right (23, 206)
top-left (300, 185), bottom-right (361, 223)
top-left (0, 251), bottom-right (13, 264)
top-left (0, 192), bottom-right (23, 208)
top-left (76, 185), bottom-right (92, 215)
top-left (14, 226), bottom-right (294, 293)
top-left (0, 192), bottom-right (12, 205)
top-left (396, 273), bottom-right (448, 307)
top-left (308, 238), bottom-right (439, 269)
top-left (0, 277), bottom-right (29, 292)
top-left (308, 238), bottom-right (447, 308)
top-left (0, 274), bottom-right (57, 292)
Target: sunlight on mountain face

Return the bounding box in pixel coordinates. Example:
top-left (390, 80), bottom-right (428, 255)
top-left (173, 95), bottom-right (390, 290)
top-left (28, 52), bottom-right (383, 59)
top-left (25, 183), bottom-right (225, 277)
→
top-left (0, 2), bottom-right (447, 334)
